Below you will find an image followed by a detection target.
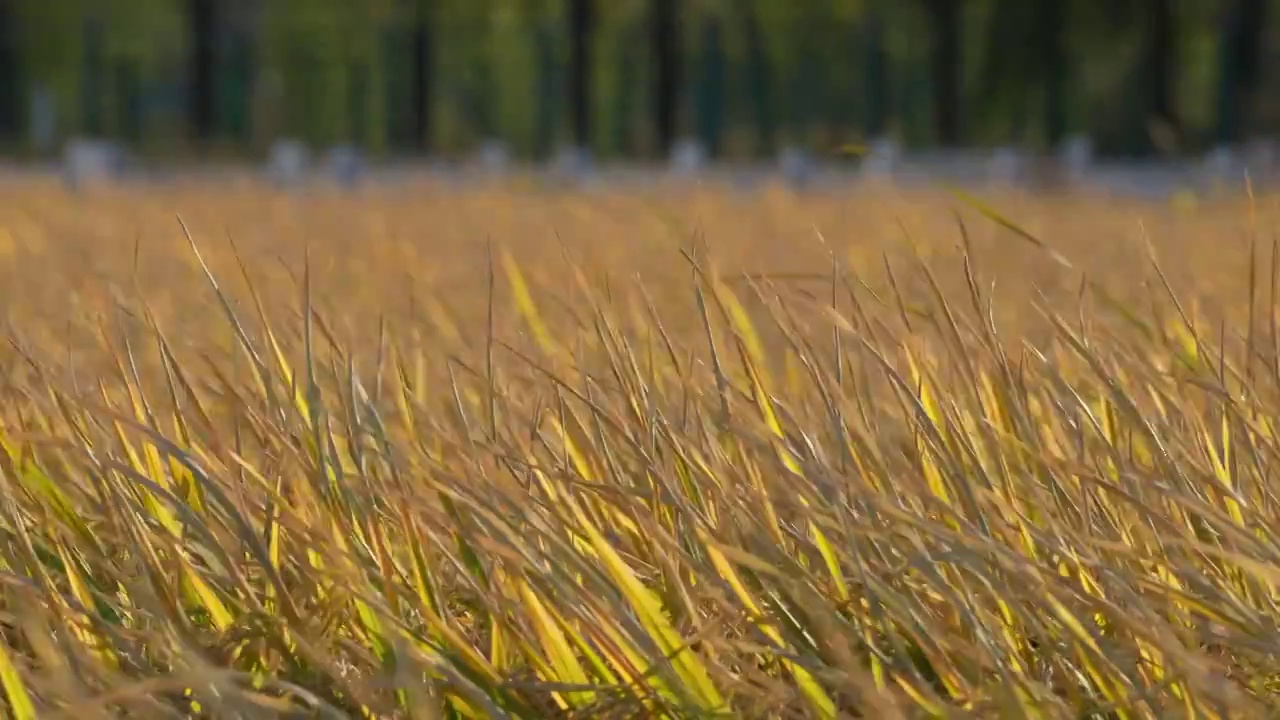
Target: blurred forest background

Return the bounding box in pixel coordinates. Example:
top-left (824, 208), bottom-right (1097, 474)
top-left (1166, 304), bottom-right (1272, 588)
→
top-left (0, 0), bottom-right (1276, 163)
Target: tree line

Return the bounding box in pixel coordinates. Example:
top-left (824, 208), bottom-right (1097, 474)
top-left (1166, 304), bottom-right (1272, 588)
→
top-left (0, 0), bottom-right (1274, 161)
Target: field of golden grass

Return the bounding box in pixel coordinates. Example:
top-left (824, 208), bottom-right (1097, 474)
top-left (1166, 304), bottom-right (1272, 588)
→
top-left (1, 177), bottom-right (1279, 718)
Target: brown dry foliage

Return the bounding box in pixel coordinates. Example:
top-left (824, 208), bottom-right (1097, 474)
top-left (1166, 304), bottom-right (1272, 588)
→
top-left (0, 176), bottom-right (1278, 719)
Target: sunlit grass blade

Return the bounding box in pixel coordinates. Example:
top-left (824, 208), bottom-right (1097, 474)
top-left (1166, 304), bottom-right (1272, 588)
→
top-left (567, 498), bottom-right (725, 713)
top-left (0, 641), bottom-right (35, 720)
top-left (700, 531), bottom-right (836, 719)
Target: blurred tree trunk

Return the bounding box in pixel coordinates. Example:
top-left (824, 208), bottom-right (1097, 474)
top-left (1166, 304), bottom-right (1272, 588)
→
top-left (790, 10), bottom-right (825, 145)
top-left (742, 3), bottom-right (773, 155)
top-left (0, 0), bottom-right (18, 146)
top-left (568, 0), bottom-right (594, 150)
top-left (924, 0), bottom-right (962, 146)
top-left (471, 53), bottom-right (497, 141)
top-left (695, 14), bottom-right (726, 157)
top-left (1146, 0), bottom-right (1177, 141)
top-left (116, 60), bottom-right (142, 144)
top-left (189, 0), bottom-right (217, 144)
top-left (611, 26), bottom-right (639, 156)
top-left (348, 60), bottom-right (370, 145)
top-left (533, 19), bottom-right (560, 158)
top-left (224, 22), bottom-right (255, 146)
top-left (651, 0), bottom-right (680, 157)
top-left (1040, 0), bottom-right (1067, 146)
top-left (864, 8), bottom-right (889, 138)
top-left (409, 0), bottom-right (433, 153)
top-left (382, 25), bottom-right (407, 149)
top-left (1216, 0), bottom-right (1267, 144)
top-left (82, 15), bottom-right (105, 137)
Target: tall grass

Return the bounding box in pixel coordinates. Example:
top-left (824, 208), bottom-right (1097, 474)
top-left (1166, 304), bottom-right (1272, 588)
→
top-left (1, 180), bottom-right (1279, 718)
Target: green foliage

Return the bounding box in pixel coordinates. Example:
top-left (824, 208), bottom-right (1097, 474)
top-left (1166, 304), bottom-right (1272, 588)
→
top-left (1, 0), bottom-right (1276, 156)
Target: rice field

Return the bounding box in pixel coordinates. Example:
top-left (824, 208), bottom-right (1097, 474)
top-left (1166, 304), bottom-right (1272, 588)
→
top-left (2, 175), bottom-right (1280, 718)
